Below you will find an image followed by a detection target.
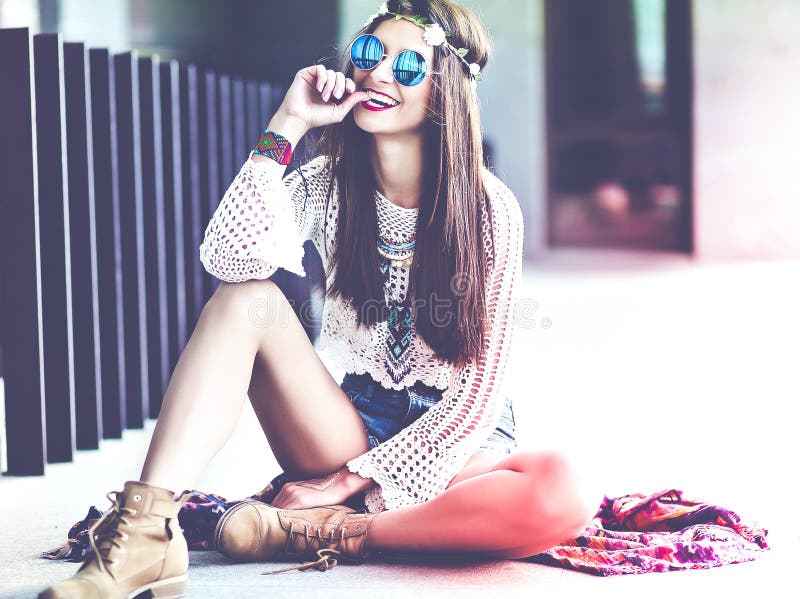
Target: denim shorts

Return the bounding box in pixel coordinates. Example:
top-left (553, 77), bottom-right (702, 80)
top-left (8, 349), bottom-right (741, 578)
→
top-left (339, 372), bottom-right (517, 456)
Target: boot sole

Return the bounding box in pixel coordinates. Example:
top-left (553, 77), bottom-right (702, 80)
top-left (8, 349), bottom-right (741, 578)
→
top-left (129, 574), bottom-right (188, 599)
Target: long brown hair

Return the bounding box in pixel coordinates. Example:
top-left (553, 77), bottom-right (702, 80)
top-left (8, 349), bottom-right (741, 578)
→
top-left (316, 0), bottom-right (493, 368)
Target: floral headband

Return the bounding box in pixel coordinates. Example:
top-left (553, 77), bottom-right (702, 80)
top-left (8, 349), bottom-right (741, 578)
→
top-left (364, 1), bottom-right (483, 89)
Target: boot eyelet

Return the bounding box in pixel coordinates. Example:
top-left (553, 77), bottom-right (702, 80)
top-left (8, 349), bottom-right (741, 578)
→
top-left (133, 495), bottom-right (142, 502)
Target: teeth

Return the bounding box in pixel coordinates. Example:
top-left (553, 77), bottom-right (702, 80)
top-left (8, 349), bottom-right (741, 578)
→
top-left (366, 90), bottom-right (399, 106)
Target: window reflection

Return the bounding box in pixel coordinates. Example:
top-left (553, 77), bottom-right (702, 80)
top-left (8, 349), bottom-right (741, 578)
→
top-left (633, 0), bottom-right (667, 114)
top-left (546, 0), bottom-right (691, 251)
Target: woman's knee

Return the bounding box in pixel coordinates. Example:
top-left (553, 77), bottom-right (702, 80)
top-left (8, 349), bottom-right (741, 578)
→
top-left (512, 450), bottom-right (603, 540)
top-left (211, 278), bottom-right (282, 304)
top-left (206, 279), bottom-right (290, 327)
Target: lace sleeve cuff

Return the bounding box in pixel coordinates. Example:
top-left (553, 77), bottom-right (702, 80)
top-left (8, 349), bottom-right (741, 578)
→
top-left (199, 156), bottom-right (308, 282)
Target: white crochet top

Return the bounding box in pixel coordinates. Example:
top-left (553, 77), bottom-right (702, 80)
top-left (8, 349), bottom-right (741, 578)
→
top-left (199, 153), bottom-right (524, 513)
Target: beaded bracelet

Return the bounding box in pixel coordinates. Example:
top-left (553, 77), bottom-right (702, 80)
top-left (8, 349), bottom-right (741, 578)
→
top-left (253, 129), bottom-right (293, 165)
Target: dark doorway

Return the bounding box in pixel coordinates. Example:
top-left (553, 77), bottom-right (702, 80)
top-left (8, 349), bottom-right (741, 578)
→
top-left (545, 0), bottom-right (692, 252)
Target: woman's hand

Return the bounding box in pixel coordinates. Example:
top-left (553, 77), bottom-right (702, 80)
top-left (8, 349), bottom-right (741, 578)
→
top-left (276, 65), bottom-right (370, 131)
top-left (270, 467), bottom-right (374, 510)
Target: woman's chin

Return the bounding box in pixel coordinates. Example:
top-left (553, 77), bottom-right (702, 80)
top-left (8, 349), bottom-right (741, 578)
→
top-left (353, 112), bottom-right (386, 133)
top-left (353, 110), bottom-right (427, 137)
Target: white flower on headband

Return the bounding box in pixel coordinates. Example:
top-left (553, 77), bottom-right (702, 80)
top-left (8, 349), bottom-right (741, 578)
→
top-left (469, 63), bottom-right (480, 76)
top-left (422, 23), bottom-right (447, 46)
top-left (363, 2), bottom-right (389, 27)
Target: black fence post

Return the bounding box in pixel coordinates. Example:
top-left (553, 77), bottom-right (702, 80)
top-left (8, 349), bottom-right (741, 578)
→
top-left (0, 27), bottom-right (47, 475)
top-left (232, 78), bottom-right (247, 170)
top-left (34, 32), bottom-right (76, 464)
top-left (114, 51), bottom-right (149, 428)
top-left (218, 74), bottom-right (234, 203)
top-left (245, 80), bottom-right (259, 158)
top-left (138, 54), bottom-right (169, 418)
top-left (160, 60), bottom-right (187, 375)
top-left (89, 48), bottom-right (126, 439)
top-left (64, 41), bottom-right (102, 450)
top-left (180, 64), bottom-right (204, 328)
top-left (203, 70), bottom-right (220, 300)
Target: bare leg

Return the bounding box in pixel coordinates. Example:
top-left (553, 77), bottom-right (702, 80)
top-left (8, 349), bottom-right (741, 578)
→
top-left (139, 279), bottom-right (370, 494)
top-left (365, 451), bottom-right (602, 559)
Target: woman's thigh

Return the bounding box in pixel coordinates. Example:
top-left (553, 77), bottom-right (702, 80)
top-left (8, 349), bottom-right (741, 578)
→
top-left (213, 279), bottom-right (370, 478)
top-left (446, 450), bottom-right (507, 489)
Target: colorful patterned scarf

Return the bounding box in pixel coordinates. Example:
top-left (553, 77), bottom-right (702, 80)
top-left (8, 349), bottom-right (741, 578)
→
top-left (521, 488), bottom-right (769, 575)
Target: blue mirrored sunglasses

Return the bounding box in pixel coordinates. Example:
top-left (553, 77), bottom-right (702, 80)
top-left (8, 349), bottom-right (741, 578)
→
top-left (350, 33), bottom-right (431, 87)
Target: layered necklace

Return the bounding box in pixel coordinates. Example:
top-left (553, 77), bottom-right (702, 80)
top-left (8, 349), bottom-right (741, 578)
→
top-left (377, 235), bottom-right (415, 268)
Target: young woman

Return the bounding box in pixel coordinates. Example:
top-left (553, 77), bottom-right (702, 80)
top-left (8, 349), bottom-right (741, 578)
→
top-left (40, 1), bottom-right (601, 596)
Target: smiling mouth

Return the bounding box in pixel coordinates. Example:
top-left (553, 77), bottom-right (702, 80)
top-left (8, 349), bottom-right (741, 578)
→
top-left (361, 89), bottom-right (400, 110)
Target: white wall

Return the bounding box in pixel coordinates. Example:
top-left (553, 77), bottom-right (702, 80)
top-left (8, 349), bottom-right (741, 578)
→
top-left (0, 0), bottom-right (131, 51)
top-left (59, 0), bottom-right (131, 52)
top-left (693, 0), bottom-right (800, 260)
top-left (0, 0), bottom-right (39, 31)
top-left (338, 0), bottom-right (547, 257)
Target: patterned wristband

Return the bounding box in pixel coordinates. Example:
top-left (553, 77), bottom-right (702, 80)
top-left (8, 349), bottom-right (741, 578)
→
top-left (253, 129), bottom-right (293, 165)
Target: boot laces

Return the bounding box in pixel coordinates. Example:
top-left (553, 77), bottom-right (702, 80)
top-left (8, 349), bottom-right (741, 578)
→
top-left (261, 548), bottom-right (342, 575)
top-left (88, 491), bottom-right (137, 576)
top-left (260, 521), bottom-right (354, 575)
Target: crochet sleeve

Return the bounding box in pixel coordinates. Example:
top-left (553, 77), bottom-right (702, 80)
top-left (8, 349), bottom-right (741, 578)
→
top-left (345, 171), bottom-right (525, 512)
top-left (199, 152), bottom-right (331, 282)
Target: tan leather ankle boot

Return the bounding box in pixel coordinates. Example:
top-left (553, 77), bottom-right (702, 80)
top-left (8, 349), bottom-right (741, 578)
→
top-left (214, 500), bottom-right (377, 574)
top-left (38, 481), bottom-right (192, 599)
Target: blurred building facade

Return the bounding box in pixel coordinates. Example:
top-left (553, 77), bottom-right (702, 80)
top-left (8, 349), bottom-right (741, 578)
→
top-left (4, 0), bottom-right (798, 261)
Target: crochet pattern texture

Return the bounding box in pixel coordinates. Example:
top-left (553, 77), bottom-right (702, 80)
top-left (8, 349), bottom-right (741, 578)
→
top-left (199, 153), bottom-right (524, 513)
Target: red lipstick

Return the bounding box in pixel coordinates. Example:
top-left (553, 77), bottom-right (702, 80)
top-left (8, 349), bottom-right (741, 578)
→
top-left (360, 88), bottom-right (400, 111)
top-left (361, 100), bottom-right (398, 111)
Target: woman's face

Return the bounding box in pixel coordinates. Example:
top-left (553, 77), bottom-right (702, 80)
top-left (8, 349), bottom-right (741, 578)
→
top-left (352, 17), bottom-right (435, 137)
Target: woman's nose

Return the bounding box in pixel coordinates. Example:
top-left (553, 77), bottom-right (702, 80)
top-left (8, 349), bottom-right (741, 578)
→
top-left (372, 55), bottom-right (395, 84)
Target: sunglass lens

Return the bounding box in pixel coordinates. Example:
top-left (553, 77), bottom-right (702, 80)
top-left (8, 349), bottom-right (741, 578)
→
top-left (351, 34), bottom-right (383, 70)
top-left (394, 50), bottom-right (427, 86)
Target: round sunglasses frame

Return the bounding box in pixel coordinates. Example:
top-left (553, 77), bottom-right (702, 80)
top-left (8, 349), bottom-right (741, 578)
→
top-left (348, 33), bottom-right (441, 87)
